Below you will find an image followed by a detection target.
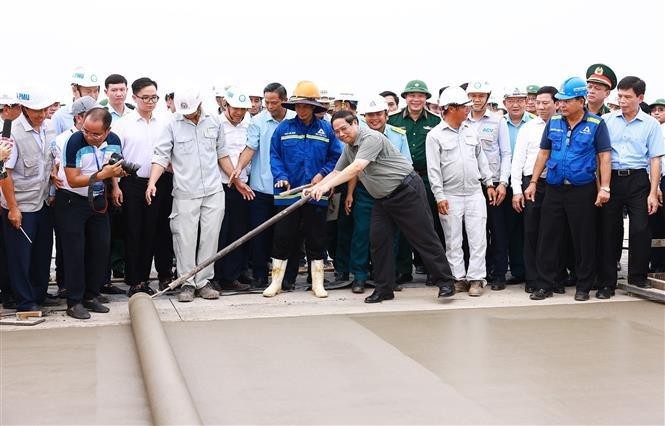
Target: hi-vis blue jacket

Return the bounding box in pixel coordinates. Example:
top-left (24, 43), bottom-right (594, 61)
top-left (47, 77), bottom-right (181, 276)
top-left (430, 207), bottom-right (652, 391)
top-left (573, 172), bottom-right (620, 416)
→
top-left (270, 115), bottom-right (342, 206)
top-left (541, 111), bottom-right (611, 186)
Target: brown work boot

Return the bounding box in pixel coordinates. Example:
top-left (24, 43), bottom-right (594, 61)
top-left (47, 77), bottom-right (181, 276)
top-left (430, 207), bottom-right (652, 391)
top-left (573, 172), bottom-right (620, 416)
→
top-left (454, 280), bottom-right (470, 293)
top-left (468, 280), bottom-right (484, 297)
top-left (197, 283), bottom-right (220, 300)
top-left (177, 285), bottom-right (195, 302)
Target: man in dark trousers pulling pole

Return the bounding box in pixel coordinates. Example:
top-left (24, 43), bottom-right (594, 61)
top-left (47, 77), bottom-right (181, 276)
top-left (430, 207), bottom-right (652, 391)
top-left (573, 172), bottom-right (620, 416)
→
top-left (305, 110), bottom-right (456, 303)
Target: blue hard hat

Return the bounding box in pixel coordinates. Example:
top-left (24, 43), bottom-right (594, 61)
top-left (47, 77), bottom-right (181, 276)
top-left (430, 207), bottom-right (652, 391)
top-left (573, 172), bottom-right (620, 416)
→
top-left (555, 77), bottom-right (588, 100)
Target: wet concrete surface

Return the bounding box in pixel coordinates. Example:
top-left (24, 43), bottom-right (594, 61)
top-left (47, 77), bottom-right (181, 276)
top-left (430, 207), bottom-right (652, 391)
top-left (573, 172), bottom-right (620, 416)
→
top-left (1, 301), bottom-right (663, 425)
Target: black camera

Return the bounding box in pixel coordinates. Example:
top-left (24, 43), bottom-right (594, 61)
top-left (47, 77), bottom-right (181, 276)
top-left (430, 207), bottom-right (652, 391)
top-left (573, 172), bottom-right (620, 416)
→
top-left (108, 152), bottom-right (141, 176)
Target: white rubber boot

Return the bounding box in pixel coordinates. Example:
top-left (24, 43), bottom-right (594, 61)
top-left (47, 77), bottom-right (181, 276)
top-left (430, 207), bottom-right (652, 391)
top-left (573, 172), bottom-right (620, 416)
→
top-left (263, 258), bottom-right (287, 297)
top-left (311, 259), bottom-right (328, 298)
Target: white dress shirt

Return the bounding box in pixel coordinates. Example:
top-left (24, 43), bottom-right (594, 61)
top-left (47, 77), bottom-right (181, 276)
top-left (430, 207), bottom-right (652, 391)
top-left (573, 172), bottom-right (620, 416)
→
top-left (511, 116), bottom-right (547, 194)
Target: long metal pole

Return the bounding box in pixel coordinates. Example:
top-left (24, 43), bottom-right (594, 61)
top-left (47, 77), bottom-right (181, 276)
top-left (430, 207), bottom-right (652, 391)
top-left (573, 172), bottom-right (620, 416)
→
top-left (152, 195), bottom-right (311, 298)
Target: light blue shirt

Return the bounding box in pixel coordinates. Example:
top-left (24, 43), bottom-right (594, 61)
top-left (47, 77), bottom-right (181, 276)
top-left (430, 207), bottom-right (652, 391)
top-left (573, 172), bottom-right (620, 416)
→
top-left (505, 112), bottom-right (533, 153)
top-left (602, 109), bottom-right (665, 170)
top-left (384, 125), bottom-right (412, 162)
top-left (246, 108), bottom-right (296, 194)
top-left (50, 104), bottom-right (74, 135)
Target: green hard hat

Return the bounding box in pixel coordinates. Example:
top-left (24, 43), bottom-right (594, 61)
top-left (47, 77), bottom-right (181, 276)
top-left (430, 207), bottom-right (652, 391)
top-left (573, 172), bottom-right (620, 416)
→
top-left (526, 84), bottom-right (540, 94)
top-left (649, 98), bottom-right (665, 108)
top-left (401, 80), bottom-right (432, 99)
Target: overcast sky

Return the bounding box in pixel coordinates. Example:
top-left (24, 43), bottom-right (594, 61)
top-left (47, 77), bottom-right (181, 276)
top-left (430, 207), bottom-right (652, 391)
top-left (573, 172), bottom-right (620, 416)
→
top-left (5, 0), bottom-right (665, 108)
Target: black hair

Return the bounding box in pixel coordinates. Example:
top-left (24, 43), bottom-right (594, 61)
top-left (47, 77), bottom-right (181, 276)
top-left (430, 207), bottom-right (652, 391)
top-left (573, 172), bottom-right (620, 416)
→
top-left (439, 86), bottom-right (449, 97)
top-left (639, 101), bottom-right (651, 114)
top-left (131, 77), bottom-right (158, 95)
top-left (264, 82), bottom-right (287, 100)
top-left (84, 107), bottom-right (112, 130)
top-left (379, 90), bottom-right (399, 107)
top-left (617, 76), bottom-right (646, 97)
top-left (104, 74), bottom-right (128, 88)
top-left (165, 92), bottom-right (175, 101)
top-left (536, 86), bottom-right (558, 101)
top-left (331, 110), bottom-right (357, 125)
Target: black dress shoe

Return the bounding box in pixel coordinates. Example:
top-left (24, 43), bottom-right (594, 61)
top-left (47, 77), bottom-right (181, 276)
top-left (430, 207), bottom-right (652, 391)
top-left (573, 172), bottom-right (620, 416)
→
top-left (66, 303), bottom-right (91, 320)
top-left (490, 281), bottom-right (506, 291)
top-left (553, 286), bottom-right (565, 294)
top-left (631, 281), bottom-right (652, 289)
top-left (596, 287), bottom-right (615, 299)
top-left (158, 278), bottom-right (172, 291)
top-left (395, 273), bottom-right (412, 284)
top-left (41, 295), bottom-right (62, 307)
top-left (334, 271), bottom-right (349, 281)
top-left (219, 280), bottom-right (251, 291)
top-left (530, 289), bottom-right (553, 300)
top-left (415, 265), bottom-right (427, 275)
top-left (96, 294), bottom-right (111, 304)
top-left (250, 277), bottom-right (269, 290)
top-left (351, 280), bottom-right (366, 294)
top-left (238, 272), bottom-right (252, 285)
top-left (393, 283), bottom-right (403, 292)
top-left (438, 284), bottom-right (455, 298)
top-left (574, 291), bottom-right (590, 301)
top-left (425, 275), bottom-right (436, 286)
top-left (283, 279), bottom-right (296, 291)
top-left (83, 298), bottom-right (110, 313)
top-left (506, 276), bottom-right (525, 285)
top-left (364, 289), bottom-right (394, 303)
top-left (100, 283), bottom-right (125, 295)
top-left (127, 284), bottom-right (154, 297)
top-left (524, 285), bottom-right (535, 293)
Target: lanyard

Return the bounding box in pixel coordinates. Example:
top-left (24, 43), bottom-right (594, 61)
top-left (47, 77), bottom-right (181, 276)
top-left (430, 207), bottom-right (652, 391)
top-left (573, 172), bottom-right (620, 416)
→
top-left (93, 146), bottom-right (105, 171)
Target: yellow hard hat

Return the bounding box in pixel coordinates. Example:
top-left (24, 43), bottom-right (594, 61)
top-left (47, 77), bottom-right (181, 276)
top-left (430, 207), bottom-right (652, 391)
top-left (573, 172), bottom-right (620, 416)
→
top-left (283, 80), bottom-right (326, 113)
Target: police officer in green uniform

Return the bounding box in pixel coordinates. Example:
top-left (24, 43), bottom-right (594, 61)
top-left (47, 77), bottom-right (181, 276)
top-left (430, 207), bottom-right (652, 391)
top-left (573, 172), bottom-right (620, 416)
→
top-left (388, 80), bottom-right (442, 283)
top-left (526, 84), bottom-right (540, 115)
top-left (585, 63), bottom-right (617, 116)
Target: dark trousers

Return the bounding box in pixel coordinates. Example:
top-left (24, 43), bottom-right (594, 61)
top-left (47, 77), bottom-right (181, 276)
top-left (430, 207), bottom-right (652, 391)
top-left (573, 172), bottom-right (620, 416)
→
top-left (349, 185), bottom-right (374, 281)
top-left (248, 191), bottom-right (275, 282)
top-left (334, 185), bottom-right (354, 274)
top-left (154, 173), bottom-right (174, 279)
top-left (120, 175), bottom-right (168, 286)
top-left (55, 190), bottom-right (110, 306)
top-left (599, 170), bottom-right (651, 287)
top-left (371, 173), bottom-right (454, 293)
top-left (506, 185), bottom-right (525, 278)
top-left (522, 176), bottom-right (545, 286)
top-left (214, 184), bottom-right (249, 283)
top-left (272, 203), bottom-right (326, 261)
top-left (2, 204), bottom-right (52, 311)
top-left (536, 183), bottom-right (597, 293)
top-left (0, 208), bottom-right (14, 303)
top-left (485, 184), bottom-right (508, 281)
top-left (649, 177), bottom-right (665, 271)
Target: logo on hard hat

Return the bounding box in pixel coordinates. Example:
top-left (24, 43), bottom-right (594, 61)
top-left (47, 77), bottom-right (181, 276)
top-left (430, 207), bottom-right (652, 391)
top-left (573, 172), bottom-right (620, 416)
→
top-left (227, 91), bottom-right (234, 98)
top-left (73, 72), bottom-right (85, 79)
top-left (239, 95), bottom-right (246, 102)
top-left (369, 101), bottom-right (376, 107)
top-left (414, 83), bottom-right (420, 87)
top-left (17, 92), bottom-right (30, 101)
top-left (90, 74), bottom-right (98, 83)
top-left (180, 102), bottom-right (188, 109)
top-left (474, 82), bottom-right (482, 89)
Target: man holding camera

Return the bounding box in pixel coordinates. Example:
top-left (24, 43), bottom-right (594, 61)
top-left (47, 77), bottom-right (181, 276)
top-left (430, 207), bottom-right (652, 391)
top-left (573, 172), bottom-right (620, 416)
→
top-left (61, 107), bottom-right (126, 319)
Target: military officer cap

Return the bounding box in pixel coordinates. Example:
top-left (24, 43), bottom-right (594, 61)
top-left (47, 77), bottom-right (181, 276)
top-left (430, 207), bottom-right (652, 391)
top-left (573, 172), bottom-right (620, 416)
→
top-left (526, 84), bottom-right (540, 94)
top-left (649, 98), bottom-right (665, 108)
top-left (401, 80), bottom-right (432, 99)
top-left (586, 63), bottom-right (617, 90)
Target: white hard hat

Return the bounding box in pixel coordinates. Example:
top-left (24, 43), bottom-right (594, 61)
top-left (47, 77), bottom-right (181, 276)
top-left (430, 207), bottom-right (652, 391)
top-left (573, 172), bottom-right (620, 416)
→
top-left (248, 86), bottom-right (264, 99)
top-left (0, 88), bottom-right (18, 106)
top-left (503, 85), bottom-right (528, 98)
top-left (225, 87), bottom-right (252, 109)
top-left (318, 89), bottom-right (334, 103)
top-left (466, 80), bottom-right (492, 94)
top-left (16, 88), bottom-right (57, 110)
top-left (438, 86), bottom-right (472, 107)
top-left (174, 89), bottom-right (202, 115)
top-left (213, 85), bottom-right (225, 97)
top-left (71, 66), bottom-right (101, 87)
top-left (607, 90), bottom-right (619, 107)
top-left (359, 96), bottom-right (389, 114)
top-left (335, 91), bottom-right (358, 102)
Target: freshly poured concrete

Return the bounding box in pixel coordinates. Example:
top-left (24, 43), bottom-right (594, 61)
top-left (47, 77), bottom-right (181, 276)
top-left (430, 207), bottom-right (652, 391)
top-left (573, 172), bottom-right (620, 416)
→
top-left (2, 302), bottom-right (663, 425)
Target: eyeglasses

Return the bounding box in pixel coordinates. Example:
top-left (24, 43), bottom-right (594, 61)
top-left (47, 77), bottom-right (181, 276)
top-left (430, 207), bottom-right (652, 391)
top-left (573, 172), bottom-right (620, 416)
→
top-left (505, 98), bottom-right (526, 105)
top-left (333, 123), bottom-right (352, 135)
top-left (82, 127), bottom-right (108, 139)
top-left (136, 95), bottom-right (160, 103)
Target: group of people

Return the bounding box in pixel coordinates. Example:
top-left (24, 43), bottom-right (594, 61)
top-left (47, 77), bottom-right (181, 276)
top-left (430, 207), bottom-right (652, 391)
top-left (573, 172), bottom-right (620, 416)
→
top-left (0, 63), bottom-right (663, 320)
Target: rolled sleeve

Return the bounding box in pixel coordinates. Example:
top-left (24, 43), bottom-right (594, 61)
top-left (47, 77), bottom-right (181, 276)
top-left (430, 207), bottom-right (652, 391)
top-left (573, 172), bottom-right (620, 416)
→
top-left (152, 123), bottom-right (174, 168)
top-left (216, 124), bottom-right (228, 159)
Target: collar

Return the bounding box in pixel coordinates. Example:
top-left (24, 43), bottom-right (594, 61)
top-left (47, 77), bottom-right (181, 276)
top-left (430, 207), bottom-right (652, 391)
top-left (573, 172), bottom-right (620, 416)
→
top-left (18, 113), bottom-right (46, 133)
top-left (401, 107), bottom-right (429, 120)
top-left (616, 108), bottom-right (648, 122)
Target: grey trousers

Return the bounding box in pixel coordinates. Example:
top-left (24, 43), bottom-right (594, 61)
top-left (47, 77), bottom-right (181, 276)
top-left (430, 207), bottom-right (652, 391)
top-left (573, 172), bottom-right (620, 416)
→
top-left (170, 191), bottom-right (225, 289)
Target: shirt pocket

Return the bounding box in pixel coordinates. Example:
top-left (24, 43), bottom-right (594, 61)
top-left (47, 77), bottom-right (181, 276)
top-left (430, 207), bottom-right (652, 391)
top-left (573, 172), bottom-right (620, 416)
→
top-left (549, 132), bottom-right (564, 151)
top-left (22, 157), bottom-right (40, 177)
top-left (463, 134), bottom-right (479, 160)
top-left (174, 137), bottom-right (194, 155)
top-left (203, 127), bottom-right (219, 150)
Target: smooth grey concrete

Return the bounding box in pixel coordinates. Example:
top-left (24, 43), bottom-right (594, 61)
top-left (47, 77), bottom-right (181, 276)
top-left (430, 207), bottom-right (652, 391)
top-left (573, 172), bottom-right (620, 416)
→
top-left (2, 302), bottom-right (663, 425)
top-left (128, 293), bottom-right (202, 425)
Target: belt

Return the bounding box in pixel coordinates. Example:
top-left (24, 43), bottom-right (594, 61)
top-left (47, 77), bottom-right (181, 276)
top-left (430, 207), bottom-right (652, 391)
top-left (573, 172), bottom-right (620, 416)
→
top-left (612, 169), bottom-right (645, 177)
top-left (384, 171), bottom-right (417, 199)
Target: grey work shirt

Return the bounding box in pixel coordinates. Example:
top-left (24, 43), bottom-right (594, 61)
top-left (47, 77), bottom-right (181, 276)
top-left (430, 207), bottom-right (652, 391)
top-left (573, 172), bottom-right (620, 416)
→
top-left (334, 126), bottom-right (413, 199)
top-left (152, 109), bottom-right (228, 200)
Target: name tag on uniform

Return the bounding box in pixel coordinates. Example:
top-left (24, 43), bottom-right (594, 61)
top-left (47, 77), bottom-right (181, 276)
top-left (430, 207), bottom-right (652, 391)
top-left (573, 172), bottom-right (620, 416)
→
top-left (204, 127), bottom-right (218, 138)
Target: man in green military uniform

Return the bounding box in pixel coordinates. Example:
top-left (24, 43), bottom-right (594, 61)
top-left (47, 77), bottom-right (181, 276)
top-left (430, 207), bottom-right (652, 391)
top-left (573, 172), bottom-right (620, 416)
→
top-left (388, 80), bottom-right (442, 283)
top-left (585, 63), bottom-right (617, 116)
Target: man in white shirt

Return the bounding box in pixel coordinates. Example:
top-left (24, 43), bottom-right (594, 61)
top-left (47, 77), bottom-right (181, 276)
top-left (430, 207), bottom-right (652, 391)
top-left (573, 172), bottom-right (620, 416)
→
top-left (114, 77), bottom-right (170, 297)
top-left (213, 87), bottom-right (255, 291)
top-left (511, 86), bottom-right (558, 293)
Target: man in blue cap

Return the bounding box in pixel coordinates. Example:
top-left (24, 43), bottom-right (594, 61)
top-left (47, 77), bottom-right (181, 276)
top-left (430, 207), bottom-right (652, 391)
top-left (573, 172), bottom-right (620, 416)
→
top-left (525, 77), bottom-right (612, 302)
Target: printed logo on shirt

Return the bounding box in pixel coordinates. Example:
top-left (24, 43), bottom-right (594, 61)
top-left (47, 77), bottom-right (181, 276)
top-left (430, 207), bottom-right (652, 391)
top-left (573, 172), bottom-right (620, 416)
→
top-left (423, 126), bottom-right (433, 130)
top-left (580, 126), bottom-right (591, 135)
top-left (315, 128), bottom-right (327, 137)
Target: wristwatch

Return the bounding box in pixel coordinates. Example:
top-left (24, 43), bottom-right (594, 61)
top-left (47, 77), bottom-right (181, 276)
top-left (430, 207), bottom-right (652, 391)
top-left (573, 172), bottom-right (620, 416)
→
top-left (499, 181), bottom-right (508, 187)
top-left (600, 186), bottom-right (611, 193)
